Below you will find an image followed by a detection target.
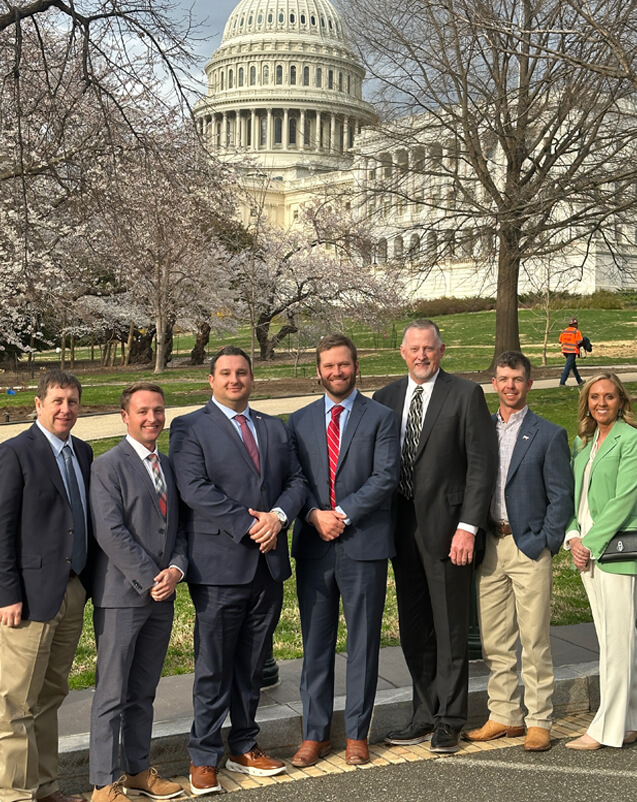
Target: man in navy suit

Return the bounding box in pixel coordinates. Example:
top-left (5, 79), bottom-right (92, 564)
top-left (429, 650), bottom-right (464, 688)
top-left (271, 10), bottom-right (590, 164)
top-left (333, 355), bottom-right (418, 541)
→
top-left (374, 320), bottom-right (497, 754)
top-left (287, 335), bottom-right (400, 768)
top-left (89, 382), bottom-right (187, 802)
top-left (465, 351), bottom-right (572, 751)
top-left (170, 346), bottom-right (305, 794)
top-left (0, 370), bottom-right (92, 802)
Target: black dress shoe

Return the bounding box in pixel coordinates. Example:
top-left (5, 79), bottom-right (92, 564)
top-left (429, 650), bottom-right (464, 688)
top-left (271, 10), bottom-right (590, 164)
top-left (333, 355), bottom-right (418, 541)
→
top-left (430, 724), bottom-right (461, 753)
top-left (385, 722), bottom-right (434, 745)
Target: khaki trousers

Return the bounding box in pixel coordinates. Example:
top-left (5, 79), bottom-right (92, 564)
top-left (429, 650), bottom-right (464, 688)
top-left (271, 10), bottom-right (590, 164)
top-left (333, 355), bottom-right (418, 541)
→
top-left (476, 534), bottom-right (554, 729)
top-left (0, 576), bottom-right (86, 802)
top-left (582, 564), bottom-right (637, 747)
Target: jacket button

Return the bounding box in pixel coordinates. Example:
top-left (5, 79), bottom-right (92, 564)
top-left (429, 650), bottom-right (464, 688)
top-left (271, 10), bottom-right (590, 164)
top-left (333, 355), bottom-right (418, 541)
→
top-left (66, 558), bottom-right (71, 563)
top-left (159, 528), bottom-right (165, 534)
top-left (68, 529), bottom-right (74, 535)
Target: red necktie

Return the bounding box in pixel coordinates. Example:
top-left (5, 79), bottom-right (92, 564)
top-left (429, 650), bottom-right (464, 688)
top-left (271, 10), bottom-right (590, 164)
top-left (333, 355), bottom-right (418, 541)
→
top-left (147, 453), bottom-right (167, 518)
top-left (235, 414), bottom-right (261, 473)
top-left (328, 405), bottom-right (344, 509)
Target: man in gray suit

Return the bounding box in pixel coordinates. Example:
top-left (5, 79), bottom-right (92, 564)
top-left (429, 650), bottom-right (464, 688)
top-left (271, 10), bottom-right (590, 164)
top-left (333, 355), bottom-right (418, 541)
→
top-left (89, 382), bottom-right (187, 802)
top-left (287, 335), bottom-right (400, 768)
top-left (464, 352), bottom-right (573, 752)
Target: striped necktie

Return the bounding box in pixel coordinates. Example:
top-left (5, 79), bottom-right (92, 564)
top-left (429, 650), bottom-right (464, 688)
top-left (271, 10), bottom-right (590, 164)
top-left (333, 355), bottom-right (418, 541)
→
top-left (328, 405), bottom-right (344, 509)
top-left (147, 453), bottom-right (167, 518)
top-left (399, 386), bottom-right (423, 499)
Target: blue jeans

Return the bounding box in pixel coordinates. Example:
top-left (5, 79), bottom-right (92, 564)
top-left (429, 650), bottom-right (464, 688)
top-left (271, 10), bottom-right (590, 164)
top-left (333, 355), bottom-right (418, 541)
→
top-left (560, 353), bottom-right (582, 385)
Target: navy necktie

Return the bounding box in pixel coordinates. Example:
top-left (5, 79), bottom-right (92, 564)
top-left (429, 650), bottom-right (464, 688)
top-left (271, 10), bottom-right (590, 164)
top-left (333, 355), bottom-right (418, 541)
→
top-left (62, 444), bottom-right (87, 573)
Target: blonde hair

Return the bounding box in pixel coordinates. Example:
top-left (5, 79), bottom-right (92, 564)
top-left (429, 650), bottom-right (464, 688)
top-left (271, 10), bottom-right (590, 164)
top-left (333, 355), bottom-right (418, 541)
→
top-left (576, 372), bottom-right (637, 446)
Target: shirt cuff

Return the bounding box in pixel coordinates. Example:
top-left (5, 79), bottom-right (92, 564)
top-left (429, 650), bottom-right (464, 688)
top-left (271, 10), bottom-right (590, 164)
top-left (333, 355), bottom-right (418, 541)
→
top-left (458, 522), bottom-right (478, 536)
top-left (168, 564), bottom-right (185, 580)
top-left (336, 505), bottom-right (351, 526)
top-left (563, 530), bottom-right (580, 550)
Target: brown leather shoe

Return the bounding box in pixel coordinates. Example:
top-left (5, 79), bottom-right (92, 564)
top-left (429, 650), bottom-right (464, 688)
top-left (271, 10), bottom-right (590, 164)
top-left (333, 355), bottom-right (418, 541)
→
top-left (91, 781), bottom-right (127, 802)
top-left (39, 793), bottom-right (85, 802)
top-left (345, 738), bottom-right (370, 766)
top-left (463, 719), bottom-right (525, 741)
top-left (524, 727), bottom-right (551, 752)
top-left (291, 740), bottom-right (331, 768)
top-left (122, 768), bottom-right (183, 799)
top-left (226, 744), bottom-right (286, 776)
top-left (189, 764), bottom-right (221, 796)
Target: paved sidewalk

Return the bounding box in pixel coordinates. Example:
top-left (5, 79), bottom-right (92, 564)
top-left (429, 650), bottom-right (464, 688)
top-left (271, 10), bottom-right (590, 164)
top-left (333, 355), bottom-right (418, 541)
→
top-left (58, 623), bottom-right (600, 792)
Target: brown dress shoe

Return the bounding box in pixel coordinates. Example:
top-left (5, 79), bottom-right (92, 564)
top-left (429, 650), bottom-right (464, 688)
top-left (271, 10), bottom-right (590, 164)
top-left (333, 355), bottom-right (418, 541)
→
top-left (463, 720), bottom-right (525, 741)
top-left (91, 781), bottom-right (127, 802)
top-left (291, 740), bottom-right (331, 768)
top-left (345, 738), bottom-right (370, 765)
top-left (122, 768), bottom-right (183, 799)
top-left (189, 763), bottom-right (221, 795)
top-left (226, 744), bottom-right (287, 776)
top-left (524, 727), bottom-right (551, 752)
top-left (39, 793), bottom-right (85, 802)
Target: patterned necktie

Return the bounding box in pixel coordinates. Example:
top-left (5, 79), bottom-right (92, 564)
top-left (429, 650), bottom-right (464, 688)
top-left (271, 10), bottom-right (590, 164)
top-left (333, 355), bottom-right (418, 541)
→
top-left (328, 405), bottom-right (344, 509)
top-left (235, 414), bottom-right (261, 473)
top-left (62, 444), bottom-right (87, 573)
top-left (399, 386), bottom-right (423, 499)
top-left (147, 453), bottom-right (168, 518)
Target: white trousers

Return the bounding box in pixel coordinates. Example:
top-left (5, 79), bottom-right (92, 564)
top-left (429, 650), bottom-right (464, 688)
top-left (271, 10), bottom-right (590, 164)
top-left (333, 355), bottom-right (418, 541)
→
top-left (582, 564), bottom-right (637, 747)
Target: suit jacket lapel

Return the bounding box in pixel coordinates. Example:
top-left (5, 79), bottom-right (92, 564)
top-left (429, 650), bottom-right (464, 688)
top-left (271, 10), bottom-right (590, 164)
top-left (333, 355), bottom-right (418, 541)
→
top-left (506, 412), bottom-right (538, 483)
top-left (205, 400), bottom-right (260, 476)
top-left (310, 400), bottom-right (330, 481)
top-left (416, 371), bottom-right (452, 460)
top-left (31, 424), bottom-right (70, 506)
top-left (337, 394), bottom-right (365, 474)
top-left (252, 412), bottom-right (268, 476)
top-left (119, 439), bottom-right (164, 517)
top-left (589, 424), bottom-right (621, 480)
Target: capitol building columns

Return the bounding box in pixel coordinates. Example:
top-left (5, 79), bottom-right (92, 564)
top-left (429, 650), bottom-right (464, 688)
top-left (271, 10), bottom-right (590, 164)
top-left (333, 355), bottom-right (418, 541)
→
top-left (194, 0), bottom-right (375, 175)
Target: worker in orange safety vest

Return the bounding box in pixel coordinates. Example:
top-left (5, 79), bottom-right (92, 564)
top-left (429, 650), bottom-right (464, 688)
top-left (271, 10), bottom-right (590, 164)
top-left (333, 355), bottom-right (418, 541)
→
top-left (558, 318), bottom-right (584, 386)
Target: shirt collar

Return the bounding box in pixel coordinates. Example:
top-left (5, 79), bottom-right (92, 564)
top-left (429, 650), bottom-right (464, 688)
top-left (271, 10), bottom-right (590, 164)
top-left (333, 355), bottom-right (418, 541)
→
top-left (496, 405), bottom-right (529, 425)
top-left (36, 419), bottom-right (72, 456)
top-left (211, 395), bottom-right (252, 422)
top-left (324, 388), bottom-right (358, 416)
top-left (125, 433), bottom-right (158, 461)
top-left (407, 370), bottom-right (439, 396)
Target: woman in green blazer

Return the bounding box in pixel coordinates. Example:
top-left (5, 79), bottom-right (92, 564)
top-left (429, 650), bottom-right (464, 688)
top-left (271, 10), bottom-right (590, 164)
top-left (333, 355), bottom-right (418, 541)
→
top-left (565, 372), bottom-right (637, 750)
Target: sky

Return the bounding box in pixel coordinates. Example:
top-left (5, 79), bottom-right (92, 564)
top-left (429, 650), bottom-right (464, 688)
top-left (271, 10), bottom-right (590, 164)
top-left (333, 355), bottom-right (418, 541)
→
top-left (188, 0), bottom-right (242, 61)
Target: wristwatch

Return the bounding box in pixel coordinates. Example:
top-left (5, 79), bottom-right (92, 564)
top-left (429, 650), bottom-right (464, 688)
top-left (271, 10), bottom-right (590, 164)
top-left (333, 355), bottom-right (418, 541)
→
top-left (270, 508), bottom-right (287, 526)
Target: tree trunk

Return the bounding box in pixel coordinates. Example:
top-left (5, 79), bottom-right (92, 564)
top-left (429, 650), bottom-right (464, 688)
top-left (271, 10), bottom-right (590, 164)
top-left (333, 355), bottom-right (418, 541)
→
top-left (124, 322), bottom-right (135, 367)
top-left (491, 225), bottom-right (521, 367)
top-left (154, 314), bottom-right (166, 374)
top-left (190, 321), bottom-right (211, 365)
top-left (541, 284), bottom-right (551, 366)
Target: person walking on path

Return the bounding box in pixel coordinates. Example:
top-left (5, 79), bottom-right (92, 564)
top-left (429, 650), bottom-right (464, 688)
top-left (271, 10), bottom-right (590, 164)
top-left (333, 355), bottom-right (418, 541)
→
top-left (559, 318), bottom-right (585, 386)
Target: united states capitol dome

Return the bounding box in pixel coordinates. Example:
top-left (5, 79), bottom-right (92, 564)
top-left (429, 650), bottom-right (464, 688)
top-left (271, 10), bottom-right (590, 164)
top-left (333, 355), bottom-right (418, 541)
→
top-left (221, 0), bottom-right (348, 45)
top-left (195, 0), bottom-right (375, 175)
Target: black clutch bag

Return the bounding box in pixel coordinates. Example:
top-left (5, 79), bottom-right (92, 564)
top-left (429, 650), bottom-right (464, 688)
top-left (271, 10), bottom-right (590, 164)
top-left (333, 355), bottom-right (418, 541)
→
top-left (598, 530), bottom-right (637, 563)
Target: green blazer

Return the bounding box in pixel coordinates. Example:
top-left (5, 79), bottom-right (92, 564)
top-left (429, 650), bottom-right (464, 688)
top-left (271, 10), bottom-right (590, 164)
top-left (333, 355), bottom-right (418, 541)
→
top-left (569, 419), bottom-right (637, 575)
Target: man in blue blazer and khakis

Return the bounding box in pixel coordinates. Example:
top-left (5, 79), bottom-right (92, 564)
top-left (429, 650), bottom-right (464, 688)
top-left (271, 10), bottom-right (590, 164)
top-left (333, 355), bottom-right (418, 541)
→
top-left (465, 351), bottom-right (573, 752)
top-left (0, 370), bottom-right (92, 802)
top-left (287, 334), bottom-right (400, 768)
top-left (170, 346), bottom-right (305, 794)
top-left (89, 382), bottom-right (187, 802)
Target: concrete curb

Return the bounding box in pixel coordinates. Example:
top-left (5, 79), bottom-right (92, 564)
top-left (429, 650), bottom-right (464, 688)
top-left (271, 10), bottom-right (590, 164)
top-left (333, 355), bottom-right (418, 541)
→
top-left (57, 661), bottom-right (599, 793)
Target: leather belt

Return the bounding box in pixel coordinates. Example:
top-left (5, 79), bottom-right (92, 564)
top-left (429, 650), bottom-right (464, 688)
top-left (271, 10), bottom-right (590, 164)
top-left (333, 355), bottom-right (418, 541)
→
top-left (492, 522), bottom-right (512, 537)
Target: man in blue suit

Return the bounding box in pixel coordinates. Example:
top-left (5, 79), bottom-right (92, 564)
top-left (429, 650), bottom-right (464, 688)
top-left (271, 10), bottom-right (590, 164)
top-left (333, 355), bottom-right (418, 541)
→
top-left (465, 351), bottom-right (573, 752)
top-left (170, 346), bottom-right (305, 794)
top-left (287, 334), bottom-right (400, 768)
